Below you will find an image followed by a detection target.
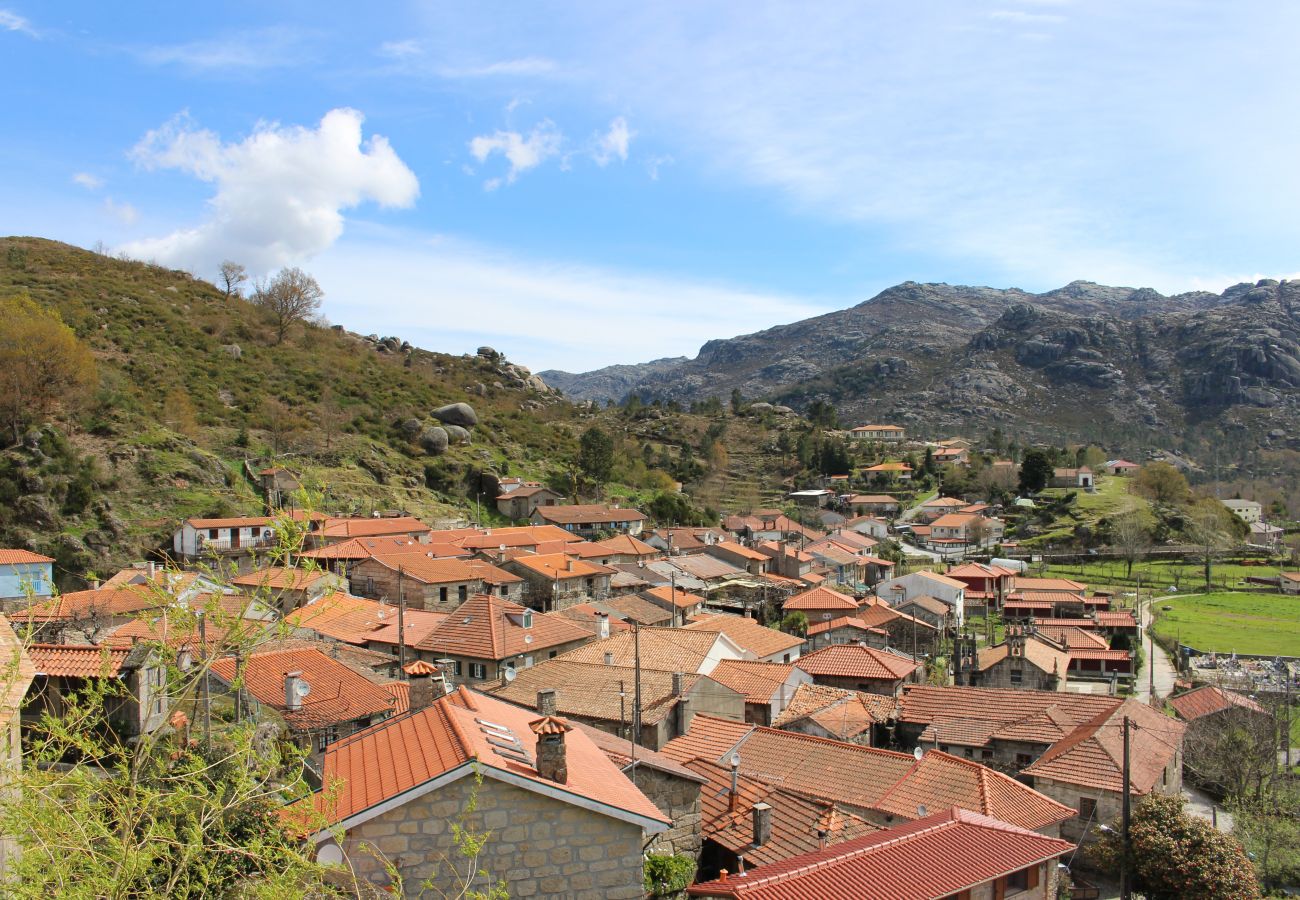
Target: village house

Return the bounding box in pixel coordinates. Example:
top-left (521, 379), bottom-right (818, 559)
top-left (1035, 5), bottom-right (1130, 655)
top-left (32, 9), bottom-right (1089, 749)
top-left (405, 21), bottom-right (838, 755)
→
top-left (849, 424), bottom-right (906, 443)
top-left (502, 552), bottom-right (615, 610)
top-left (412, 593), bottom-right (592, 685)
top-left (22, 643), bottom-right (168, 739)
top-left (795, 644), bottom-right (921, 695)
top-left (875, 570), bottom-right (966, 627)
top-left (350, 553), bottom-right (524, 609)
top-left (1049, 467), bottom-right (1094, 490)
top-left (495, 483), bottom-right (565, 520)
top-left (209, 643), bottom-right (399, 763)
top-left (530, 503), bottom-right (648, 537)
top-left (489, 658), bottom-right (745, 749)
top-left (771, 682), bottom-right (896, 746)
top-left (706, 659), bottom-right (812, 725)
top-left (0, 549), bottom-right (54, 608)
top-left (305, 680), bottom-right (668, 899)
top-left (683, 613), bottom-right (804, 664)
top-left (686, 808), bottom-right (1072, 900)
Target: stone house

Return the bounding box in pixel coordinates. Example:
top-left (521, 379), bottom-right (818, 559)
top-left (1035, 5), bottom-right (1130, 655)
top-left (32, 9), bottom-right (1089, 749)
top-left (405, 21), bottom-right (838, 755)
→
top-left (305, 682), bottom-right (668, 899)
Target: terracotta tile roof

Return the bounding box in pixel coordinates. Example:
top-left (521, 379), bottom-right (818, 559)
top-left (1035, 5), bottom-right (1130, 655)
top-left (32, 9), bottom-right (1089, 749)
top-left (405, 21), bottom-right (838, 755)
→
top-left (533, 504), bottom-right (648, 525)
top-left (415, 594), bottom-right (590, 660)
top-left (603, 593), bottom-right (674, 625)
top-left (559, 627), bottom-right (729, 674)
top-left (487, 658), bottom-right (707, 726)
top-left (976, 636), bottom-right (1071, 676)
top-left (27, 643), bottom-right (133, 677)
top-left (506, 552), bottom-right (614, 580)
top-left (16, 586), bottom-right (164, 622)
top-left (1023, 698), bottom-right (1185, 795)
top-left (684, 614), bottom-right (804, 659)
top-left (642, 585), bottom-right (708, 609)
top-left (313, 686), bottom-right (667, 830)
top-left (687, 758), bottom-right (880, 868)
top-left (709, 660), bottom-right (799, 705)
top-left (783, 586), bottom-right (860, 613)
top-left (232, 567), bottom-right (336, 591)
top-left (796, 644), bottom-right (919, 682)
top-left (687, 807), bottom-right (1074, 899)
top-left (873, 750), bottom-right (1074, 830)
top-left (210, 645), bottom-right (398, 731)
top-left (1169, 685), bottom-right (1268, 721)
top-left (0, 549), bottom-right (54, 565)
top-left (285, 592), bottom-right (447, 648)
top-left (772, 683), bottom-right (895, 739)
top-left (319, 516), bottom-right (431, 539)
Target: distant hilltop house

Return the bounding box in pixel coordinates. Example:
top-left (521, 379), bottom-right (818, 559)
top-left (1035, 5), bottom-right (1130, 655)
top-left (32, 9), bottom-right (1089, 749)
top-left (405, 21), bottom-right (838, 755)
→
top-left (1222, 498), bottom-right (1262, 524)
top-left (849, 424), bottom-right (906, 443)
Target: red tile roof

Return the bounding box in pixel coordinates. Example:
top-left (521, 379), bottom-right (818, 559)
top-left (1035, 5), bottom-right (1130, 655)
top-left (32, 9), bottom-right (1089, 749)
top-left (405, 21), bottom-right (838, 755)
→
top-left (1168, 685), bottom-right (1268, 721)
top-left (783, 586), bottom-right (860, 614)
top-left (28, 644), bottom-right (132, 677)
top-left (210, 645), bottom-right (397, 731)
top-left (796, 644), bottom-right (918, 682)
top-left (415, 593), bottom-right (590, 660)
top-left (313, 687), bottom-right (666, 831)
top-left (687, 807), bottom-right (1073, 899)
top-left (0, 549), bottom-right (54, 565)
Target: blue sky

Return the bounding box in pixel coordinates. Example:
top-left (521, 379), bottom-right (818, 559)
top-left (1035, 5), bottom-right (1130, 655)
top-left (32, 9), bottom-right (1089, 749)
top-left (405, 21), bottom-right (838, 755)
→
top-left (3, 2), bottom-right (1300, 371)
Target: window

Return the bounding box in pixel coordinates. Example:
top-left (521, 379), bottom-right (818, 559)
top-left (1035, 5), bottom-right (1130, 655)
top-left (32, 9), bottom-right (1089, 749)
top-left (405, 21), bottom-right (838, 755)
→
top-left (469, 663), bottom-right (487, 680)
top-left (1079, 797), bottom-right (1097, 821)
top-left (439, 586), bottom-right (449, 604)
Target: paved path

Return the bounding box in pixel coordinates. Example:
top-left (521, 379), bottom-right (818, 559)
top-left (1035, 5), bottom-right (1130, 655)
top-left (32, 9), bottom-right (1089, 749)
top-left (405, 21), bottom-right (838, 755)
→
top-left (1137, 599), bottom-right (1178, 703)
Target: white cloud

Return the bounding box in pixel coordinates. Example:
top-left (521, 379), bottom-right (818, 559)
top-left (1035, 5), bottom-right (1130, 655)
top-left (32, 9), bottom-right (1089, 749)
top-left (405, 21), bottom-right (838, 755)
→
top-left (469, 120), bottom-right (562, 188)
top-left (120, 108), bottom-right (419, 274)
top-left (593, 116), bottom-right (633, 166)
top-left (72, 172), bottom-right (104, 190)
top-left (103, 198), bottom-right (138, 226)
top-left (379, 39), bottom-right (422, 59)
top-left (0, 9), bottom-right (35, 36)
top-left (138, 27), bottom-right (312, 72)
top-left (313, 231), bottom-right (824, 371)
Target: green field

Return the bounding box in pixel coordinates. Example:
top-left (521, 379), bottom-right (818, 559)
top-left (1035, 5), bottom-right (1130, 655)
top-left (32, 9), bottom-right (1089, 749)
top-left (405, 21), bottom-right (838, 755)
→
top-left (1149, 591), bottom-right (1300, 656)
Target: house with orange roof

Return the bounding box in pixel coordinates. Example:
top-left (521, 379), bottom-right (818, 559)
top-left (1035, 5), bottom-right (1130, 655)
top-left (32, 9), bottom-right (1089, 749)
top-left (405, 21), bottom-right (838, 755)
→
top-left (782, 585), bottom-right (861, 625)
top-left (849, 424), bottom-right (906, 443)
top-left (412, 593), bottom-right (592, 685)
top-left (500, 552), bottom-right (615, 610)
top-left (210, 644), bottom-right (399, 758)
top-left (350, 552), bottom-right (524, 609)
top-left (530, 503), bottom-right (648, 537)
top-left (687, 807), bottom-right (1073, 900)
top-left (495, 483), bottom-right (565, 520)
top-left (795, 644), bottom-right (921, 696)
top-left (23, 642), bottom-right (166, 738)
top-left (305, 680), bottom-right (668, 898)
top-left (772, 683), bottom-right (896, 746)
top-left (0, 549), bottom-right (53, 605)
top-left (707, 660), bottom-right (811, 726)
top-left (875, 570), bottom-right (966, 627)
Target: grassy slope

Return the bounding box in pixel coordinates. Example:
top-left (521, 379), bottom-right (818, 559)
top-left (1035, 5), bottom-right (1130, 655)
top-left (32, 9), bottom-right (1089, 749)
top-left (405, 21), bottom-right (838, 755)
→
top-left (1150, 591), bottom-right (1300, 656)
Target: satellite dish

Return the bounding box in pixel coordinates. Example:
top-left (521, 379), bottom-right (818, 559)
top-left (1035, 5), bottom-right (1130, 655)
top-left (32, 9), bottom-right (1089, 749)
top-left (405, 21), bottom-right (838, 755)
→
top-left (913, 746), bottom-right (923, 761)
top-left (503, 667), bottom-right (517, 682)
top-left (295, 680), bottom-right (312, 699)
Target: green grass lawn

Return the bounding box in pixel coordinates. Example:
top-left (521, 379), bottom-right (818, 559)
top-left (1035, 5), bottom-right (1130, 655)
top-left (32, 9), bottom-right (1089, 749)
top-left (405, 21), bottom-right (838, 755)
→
top-left (1149, 591), bottom-right (1300, 656)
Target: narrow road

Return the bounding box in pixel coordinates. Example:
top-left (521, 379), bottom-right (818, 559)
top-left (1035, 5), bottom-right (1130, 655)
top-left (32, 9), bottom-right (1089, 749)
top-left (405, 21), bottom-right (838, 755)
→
top-left (1137, 598), bottom-right (1178, 703)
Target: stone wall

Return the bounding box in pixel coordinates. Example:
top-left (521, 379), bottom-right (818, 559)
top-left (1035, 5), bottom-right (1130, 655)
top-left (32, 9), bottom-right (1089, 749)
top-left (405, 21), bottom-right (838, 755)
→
top-left (340, 773), bottom-right (648, 899)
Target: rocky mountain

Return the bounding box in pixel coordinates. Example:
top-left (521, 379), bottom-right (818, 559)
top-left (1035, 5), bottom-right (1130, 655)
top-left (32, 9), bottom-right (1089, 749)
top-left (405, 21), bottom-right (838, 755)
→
top-left (545, 279), bottom-right (1300, 449)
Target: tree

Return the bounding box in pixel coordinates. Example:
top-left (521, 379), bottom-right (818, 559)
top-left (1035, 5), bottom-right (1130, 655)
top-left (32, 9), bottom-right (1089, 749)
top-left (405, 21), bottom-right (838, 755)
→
top-left (577, 426), bottom-right (615, 485)
top-left (217, 260), bottom-right (248, 301)
top-left (1090, 793), bottom-right (1259, 900)
top-left (1017, 449), bottom-right (1054, 494)
top-left (252, 267), bottom-right (323, 344)
top-left (1110, 510), bottom-right (1151, 579)
top-left (0, 294), bottom-right (97, 442)
top-left (1135, 461), bottom-right (1190, 507)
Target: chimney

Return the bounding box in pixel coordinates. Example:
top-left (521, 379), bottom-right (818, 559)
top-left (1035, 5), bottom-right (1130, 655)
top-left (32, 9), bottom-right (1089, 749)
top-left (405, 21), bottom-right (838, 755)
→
top-left (536, 688), bottom-right (558, 717)
top-left (529, 715), bottom-right (572, 784)
top-left (752, 802), bottom-right (772, 846)
top-left (404, 660), bottom-right (440, 712)
top-left (596, 612), bottom-right (610, 639)
top-left (284, 671), bottom-right (304, 712)
top-left (604, 652), bottom-right (615, 666)
top-left (673, 672), bottom-right (694, 735)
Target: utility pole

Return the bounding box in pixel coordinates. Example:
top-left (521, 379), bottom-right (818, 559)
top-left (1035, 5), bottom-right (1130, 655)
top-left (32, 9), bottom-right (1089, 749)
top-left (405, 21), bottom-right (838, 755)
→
top-left (397, 566), bottom-right (407, 674)
top-left (1121, 715), bottom-right (1132, 900)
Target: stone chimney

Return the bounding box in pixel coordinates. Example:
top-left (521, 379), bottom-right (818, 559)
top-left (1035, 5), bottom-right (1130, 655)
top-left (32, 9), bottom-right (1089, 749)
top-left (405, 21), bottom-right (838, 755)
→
top-left (673, 672), bottom-right (694, 735)
top-left (404, 659), bottom-right (441, 712)
top-left (529, 715), bottom-right (572, 784)
top-left (752, 802), bottom-right (772, 846)
top-left (536, 688), bottom-right (558, 717)
top-left (284, 671), bottom-right (304, 712)
top-left (596, 612), bottom-right (610, 639)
